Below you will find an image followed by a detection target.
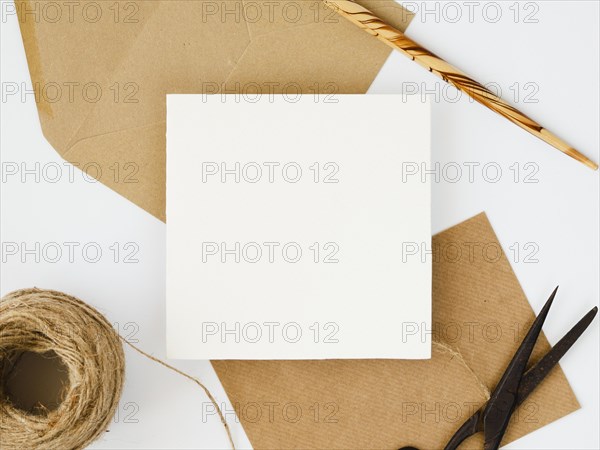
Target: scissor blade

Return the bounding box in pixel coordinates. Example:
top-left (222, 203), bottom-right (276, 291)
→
top-left (517, 305), bottom-right (598, 405)
top-left (482, 287), bottom-right (558, 450)
top-left (442, 299), bottom-right (596, 450)
top-left (442, 303), bottom-right (597, 450)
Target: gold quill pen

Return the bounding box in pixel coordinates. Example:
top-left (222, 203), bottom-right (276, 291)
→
top-left (324, 0), bottom-right (598, 170)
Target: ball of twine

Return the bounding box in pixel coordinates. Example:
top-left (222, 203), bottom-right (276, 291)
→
top-left (0, 288), bottom-right (125, 450)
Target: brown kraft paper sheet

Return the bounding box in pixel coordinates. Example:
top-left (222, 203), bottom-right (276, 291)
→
top-left (212, 213), bottom-right (580, 449)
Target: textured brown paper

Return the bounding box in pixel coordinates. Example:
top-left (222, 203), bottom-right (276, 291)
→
top-left (16, 0), bottom-right (412, 221)
top-left (213, 213), bottom-right (580, 449)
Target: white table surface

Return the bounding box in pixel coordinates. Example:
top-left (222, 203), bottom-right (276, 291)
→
top-left (1, 1), bottom-right (598, 448)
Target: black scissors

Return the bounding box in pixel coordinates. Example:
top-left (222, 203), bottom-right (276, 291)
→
top-left (400, 287), bottom-right (598, 450)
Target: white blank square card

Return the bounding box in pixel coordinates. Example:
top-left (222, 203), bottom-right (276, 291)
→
top-left (167, 94), bottom-right (431, 360)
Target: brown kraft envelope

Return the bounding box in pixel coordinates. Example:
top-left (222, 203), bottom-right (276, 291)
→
top-left (212, 213), bottom-right (580, 449)
top-left (15, 0), bottom-right (413, 221)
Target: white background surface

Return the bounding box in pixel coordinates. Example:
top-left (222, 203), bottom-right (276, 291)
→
top-left (1, 1), bottom-right (598, 448)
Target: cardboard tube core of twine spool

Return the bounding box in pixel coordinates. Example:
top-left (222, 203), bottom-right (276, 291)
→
top-left (0, 288), bottom-right (235, 450)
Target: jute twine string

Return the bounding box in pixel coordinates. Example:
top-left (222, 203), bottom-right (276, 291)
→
top-left (433, 340), bottom-right (491, 401)
top-left (0, 288), bottom-right (234, 450)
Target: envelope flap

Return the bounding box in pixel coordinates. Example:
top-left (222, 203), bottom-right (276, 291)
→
top-left (432, 214), bottom-right (553, 390)
top-left (238, 0), bottom-right (412, 40)
top-left (17, 0), bottom-right (413, 221)
top-left (223, 19), bottom-right (392, 94)
top-left (63, 2), bottom-right (253, 157)
top-left (15, 0), bottom-right (160, 153)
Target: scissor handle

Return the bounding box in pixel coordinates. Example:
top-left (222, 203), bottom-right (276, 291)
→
top-left (443, 409), bottom-right (483, 450)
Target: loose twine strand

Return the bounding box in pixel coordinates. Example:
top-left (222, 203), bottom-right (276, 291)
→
top-left (121, 338), bottom-right (235, 449)
top-left (0, 288), bottom-right (235, 450)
